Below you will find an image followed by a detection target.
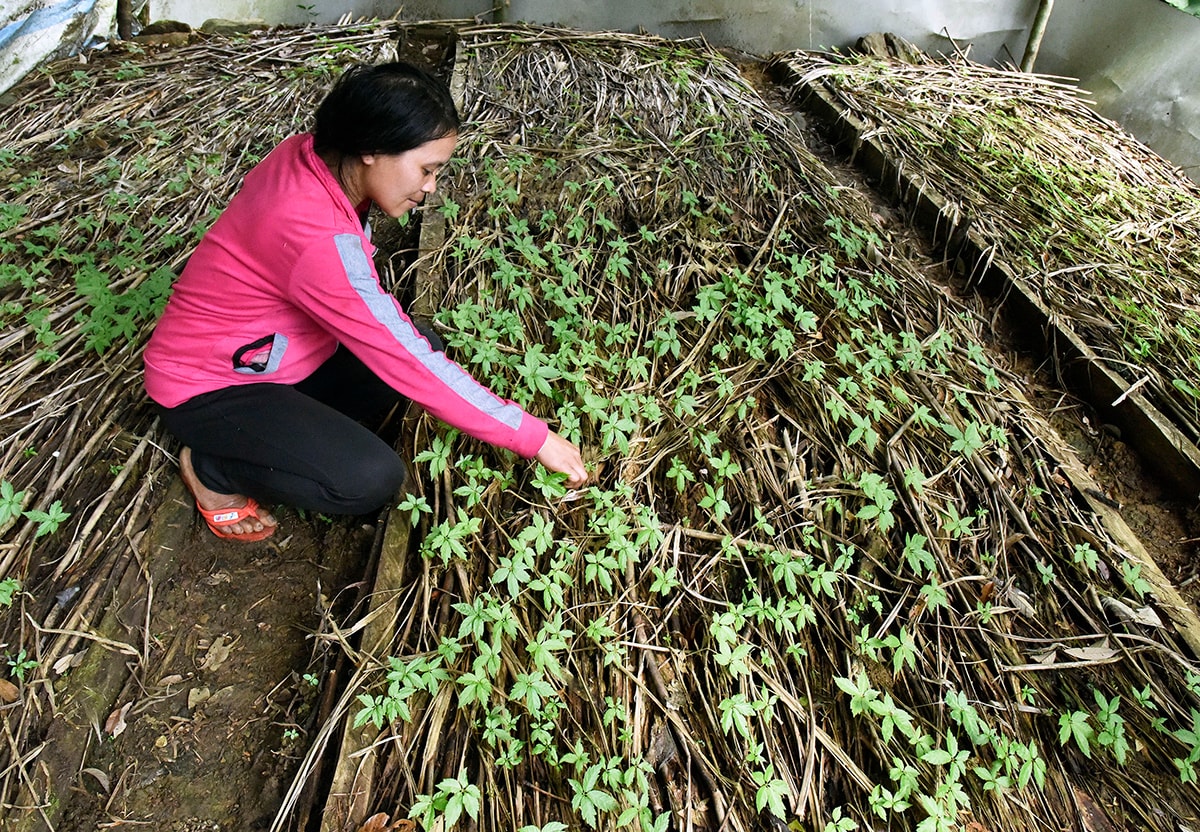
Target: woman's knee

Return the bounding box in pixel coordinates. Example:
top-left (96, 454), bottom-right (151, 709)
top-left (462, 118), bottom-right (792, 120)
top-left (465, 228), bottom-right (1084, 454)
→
top-left (321, 451), bottom-right (408, 514)
top-left (413, 318), bottom-right (445, 352)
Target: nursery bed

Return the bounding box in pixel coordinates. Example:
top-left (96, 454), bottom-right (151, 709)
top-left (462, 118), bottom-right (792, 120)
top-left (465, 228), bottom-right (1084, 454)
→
top-left (303, 24), bottom-right (1200, 832)
top-left (770, 48), bottom-right (1200, 497)
top-left (0, 20), bottom-right (1199, 832)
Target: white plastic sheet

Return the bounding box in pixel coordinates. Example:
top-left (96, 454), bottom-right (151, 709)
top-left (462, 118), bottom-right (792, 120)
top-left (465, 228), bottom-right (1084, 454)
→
top-left (0, 0), bottom-right (118, 96)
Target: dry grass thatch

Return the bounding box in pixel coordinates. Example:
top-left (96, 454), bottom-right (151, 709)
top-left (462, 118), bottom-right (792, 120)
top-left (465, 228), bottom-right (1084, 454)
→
top-left (773, 51), bottom-right (1200, 449)
top-left (0, 20), bottom-right (1198, 832)
top-left (0, 22), bottom-right (403, 822)
top-left (299, 23), bottom-right (1200, 832)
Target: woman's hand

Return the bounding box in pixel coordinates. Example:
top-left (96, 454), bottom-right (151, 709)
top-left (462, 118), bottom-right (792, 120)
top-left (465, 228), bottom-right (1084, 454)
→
top-left (535, 430), bottom-right (588, 489)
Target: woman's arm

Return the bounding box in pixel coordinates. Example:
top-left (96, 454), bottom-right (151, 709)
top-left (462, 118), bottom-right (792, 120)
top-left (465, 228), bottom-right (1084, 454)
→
top-left (289, 233), bottom-right (553, 459)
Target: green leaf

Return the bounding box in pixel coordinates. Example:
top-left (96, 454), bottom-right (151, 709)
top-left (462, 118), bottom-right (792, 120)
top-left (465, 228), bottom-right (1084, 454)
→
top-left (413, 430), bottom-right (458, 478)
top-left (457, 669), bottom-right (492, 708)
top-left (397, 493), bottom-right (432, 525)
top-left (511, 671), bottom-right (555, 711)
top-left (944, 420), bottom-right (984, 456)
top-left (713, 641), bottom-right (753, 677)
top-left (532, 465), bottom-right (568, 499)
top-left (755, 775), bottom-right (789, 818)
top-left (921, 747), bottom-right (954, 766)
top-left (408, 792), bottom-right (439, 831)
top-left (0, 577), bottom-right (19, 607)
top-left (24, 500), bottom-right (70, 538)
top-left (811, 564), bottom-right (838, 598)
top-left (834, 673), bottom-right (879, 716)
top-left (352, 694), bottom-right (384, 729)
top-left (719, 694), bottom-right (755, 738)
top-left (1058, 710), bottom-right (1094, 757)
top-left (0, 481), bottom-right (28, 527)
top-left (570, 764), bottom-right (619, 828)
top-left (902, 533), bottom-right (935, 576)
top-left (1071, 542), bottom-right (1100, 572)
top-left (889, 627), bottom-right (918, 676)
top-left (438, 774), bottom-right (480, 829)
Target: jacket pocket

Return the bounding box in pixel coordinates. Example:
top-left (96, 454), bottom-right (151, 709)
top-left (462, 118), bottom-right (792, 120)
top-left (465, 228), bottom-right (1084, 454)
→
top-left (231, 333), bottom-right (289, 374)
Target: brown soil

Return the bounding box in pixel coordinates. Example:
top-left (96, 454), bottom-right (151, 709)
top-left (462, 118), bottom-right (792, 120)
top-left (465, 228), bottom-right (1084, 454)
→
top-left (52, 480), bottom-right (379, 831)
top-left (1048, 410), bottom-right (1200, 599)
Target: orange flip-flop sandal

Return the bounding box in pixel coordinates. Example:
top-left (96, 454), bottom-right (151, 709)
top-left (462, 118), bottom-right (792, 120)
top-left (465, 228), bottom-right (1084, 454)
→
top-left (195, 497), bottom-right (276, 542)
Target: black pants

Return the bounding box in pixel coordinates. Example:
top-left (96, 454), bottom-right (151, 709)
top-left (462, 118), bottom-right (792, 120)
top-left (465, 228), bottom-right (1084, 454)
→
top-left (158, 346), bottom-right (415, 516)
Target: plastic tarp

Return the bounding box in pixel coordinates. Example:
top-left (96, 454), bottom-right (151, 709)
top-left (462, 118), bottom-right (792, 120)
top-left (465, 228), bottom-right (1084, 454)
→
top-left (0, 0), bottom-right (118, 96)
top-left (1037, 0), bottom-right (1200, 183)
top-left (506, 0), bottom-right (1034, 65)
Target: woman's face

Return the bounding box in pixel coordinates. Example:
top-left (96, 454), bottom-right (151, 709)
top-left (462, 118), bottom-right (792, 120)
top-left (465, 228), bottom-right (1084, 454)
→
top-left (359, 133), bottom-right (457, 217)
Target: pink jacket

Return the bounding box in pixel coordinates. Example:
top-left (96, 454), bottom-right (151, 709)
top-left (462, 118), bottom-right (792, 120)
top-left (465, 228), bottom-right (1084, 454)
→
top-left (143, 134), bottom-right (548, 459)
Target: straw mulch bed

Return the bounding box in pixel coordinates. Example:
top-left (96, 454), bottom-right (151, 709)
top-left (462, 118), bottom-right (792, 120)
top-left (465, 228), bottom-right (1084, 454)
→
top-left (0, 19), bottom-right (1197, 832)
top-left (771, 50), bottom-right (1200, 451)
top-left (0, 22), bottom-right (401, 823)
top-left (298, 24), bottom-right (1200, 832)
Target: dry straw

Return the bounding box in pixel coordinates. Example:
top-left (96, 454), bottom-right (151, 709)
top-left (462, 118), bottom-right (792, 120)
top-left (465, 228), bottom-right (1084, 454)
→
top-left (0, 21), bottom-right (399, 820)
top-left (777, 51), bottom-right (1200, 447)
top-left (0, 21), bottom-right (1197, 832)
top-left (311, 23), bottom-right (1200, 832)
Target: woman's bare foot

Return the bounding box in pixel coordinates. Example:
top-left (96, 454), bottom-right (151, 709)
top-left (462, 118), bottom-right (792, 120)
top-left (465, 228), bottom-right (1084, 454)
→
top-left (179, 447), bottom-right (277, 539)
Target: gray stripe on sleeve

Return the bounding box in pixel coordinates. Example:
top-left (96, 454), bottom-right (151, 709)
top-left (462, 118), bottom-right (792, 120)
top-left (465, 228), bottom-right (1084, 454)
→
top-left (333, 233), bottom-right (524, 431)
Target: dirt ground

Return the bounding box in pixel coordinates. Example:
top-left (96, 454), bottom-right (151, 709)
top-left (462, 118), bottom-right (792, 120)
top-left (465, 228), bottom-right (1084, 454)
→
top-left (48, 480), bottom-right (381, 831)
top-left (1048, 409), bottom-right (1200, 600)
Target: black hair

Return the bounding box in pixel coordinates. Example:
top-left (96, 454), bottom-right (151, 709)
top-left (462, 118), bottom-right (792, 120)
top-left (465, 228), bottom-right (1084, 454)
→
top-left (312, 62), bottom-right (460, 157)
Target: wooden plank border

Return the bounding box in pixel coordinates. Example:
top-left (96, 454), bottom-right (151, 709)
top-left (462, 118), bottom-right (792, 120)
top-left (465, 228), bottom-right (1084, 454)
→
top-left (317, 27), bottom-right (466, 832)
